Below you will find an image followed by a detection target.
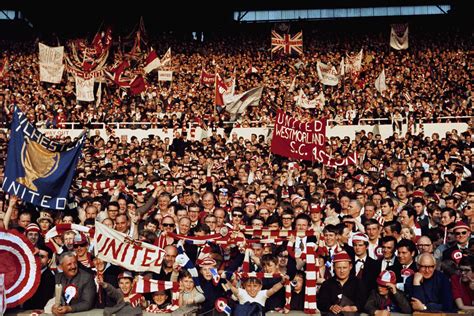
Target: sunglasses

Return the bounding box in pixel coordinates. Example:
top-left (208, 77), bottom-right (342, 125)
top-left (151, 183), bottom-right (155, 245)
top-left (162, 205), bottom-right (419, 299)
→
top-left (73, 243), bottom-right (87, 248)
top-left (455, 231), bottom-right (469, 236)
top-left (232, 213), bottom-right (243, 218)
top-left (162, 223), bottom-right (175, 227)
top-left (419, 265), bottom-right (435, 269)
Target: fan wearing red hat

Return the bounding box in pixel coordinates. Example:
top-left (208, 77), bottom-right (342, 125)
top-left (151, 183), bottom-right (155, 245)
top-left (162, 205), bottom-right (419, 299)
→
top-left (318, 251), bottom-right (367, 314)
top-left (442, 221), bottom-right (472, 265)
top-left (25, 223), bottom-right (41, 247)
top-left (364, 270), bottom-right (412, 314)
top-left (351, 233), bottom-right (379, 297)
top-left (98, 271), bottom-right (145, 313)
top-left (309, 203), bottom-right (324, 236)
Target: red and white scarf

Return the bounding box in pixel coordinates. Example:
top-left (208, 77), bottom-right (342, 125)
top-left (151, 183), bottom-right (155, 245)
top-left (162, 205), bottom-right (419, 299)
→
top-left (134, 276), bottom-right (179, 312)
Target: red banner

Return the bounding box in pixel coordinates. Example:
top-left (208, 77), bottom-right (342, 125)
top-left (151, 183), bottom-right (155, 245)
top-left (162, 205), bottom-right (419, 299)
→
top-left (271, 110), bottom-right (326, 161)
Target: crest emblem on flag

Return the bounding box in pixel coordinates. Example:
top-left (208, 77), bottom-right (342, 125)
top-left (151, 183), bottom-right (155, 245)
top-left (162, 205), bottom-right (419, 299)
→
top-left (271, 30), bottom-right (303, 55)
top-left (2, 107), bottom-right (85, 210)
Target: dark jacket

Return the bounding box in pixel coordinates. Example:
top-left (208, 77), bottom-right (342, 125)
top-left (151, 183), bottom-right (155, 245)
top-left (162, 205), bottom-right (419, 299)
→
top-left (23, 268), bottom-right (55, 310)
top-left (405, 270), bottom-right (456, 312)
top-left (364, 289), bottom-right (412, 315)
top-left (351, 255), bottom-right (379, 295)
top-left (317, 275), bottom-right (367, 313)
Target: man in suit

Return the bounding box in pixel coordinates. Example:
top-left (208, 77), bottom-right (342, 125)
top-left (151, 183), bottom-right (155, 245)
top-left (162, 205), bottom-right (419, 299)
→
top-left (395, 239), bottom-right (418, 291)
top-left (23, 245), bottom-right (55, 310)
top-left (375, 236), bottom-right (402, 274)
top-left (351, 232), bottom-right (379, 296)
top-left (318, 251), bottom-right (367, 315)
top-left (442, 221), bottom-right (472, 266)
top-left (52, 252), bottom-right (96, 314)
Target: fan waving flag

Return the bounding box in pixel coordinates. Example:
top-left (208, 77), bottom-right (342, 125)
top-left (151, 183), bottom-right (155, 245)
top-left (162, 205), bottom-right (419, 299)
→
top-left (2, 107), bottom-right (85, 210)
top-left (271, 30), bottom-right (303, 55)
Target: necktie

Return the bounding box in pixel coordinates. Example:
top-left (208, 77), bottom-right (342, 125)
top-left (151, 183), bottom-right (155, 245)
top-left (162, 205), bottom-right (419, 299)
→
top-left (385, 260), bottom-right (391, 269)
top-left (356, 259), bottom-right (365, 278)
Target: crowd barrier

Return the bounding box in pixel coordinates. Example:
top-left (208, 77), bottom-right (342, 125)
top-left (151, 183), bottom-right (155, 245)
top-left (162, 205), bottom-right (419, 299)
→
top-left (8, 310), bottom-right (464, 315)
top-left (15, 121), bottom-right (469, 142)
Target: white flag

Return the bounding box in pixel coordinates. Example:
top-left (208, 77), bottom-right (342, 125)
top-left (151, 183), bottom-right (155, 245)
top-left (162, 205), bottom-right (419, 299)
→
top-left (158, 70), bottom-right (173, 81)
top-left (316, 61), bottom-right (339, 86)
top-left (75, 76), bottom-right (95, 101)
top-left (339, 57), bottom-right (345, 77)
top-left (390, 25), bottom-right (409, 50)
top-left (160, 48), bottom-right (171, 67)
top-left (96, 81), bottom-right (102, 107)
top-left (375, 69), bottom-right (388, 93)
top-left (225, 86), bottom-right (263, 121)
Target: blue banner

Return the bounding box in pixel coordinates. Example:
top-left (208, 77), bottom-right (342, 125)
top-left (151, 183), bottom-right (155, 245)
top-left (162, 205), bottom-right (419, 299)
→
top-left (2, 107), bottom-right (85, 210)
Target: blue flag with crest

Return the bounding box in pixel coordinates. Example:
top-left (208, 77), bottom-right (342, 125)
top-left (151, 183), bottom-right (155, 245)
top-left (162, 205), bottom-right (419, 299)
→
top-left (2, 107), bottom-right (85, 210)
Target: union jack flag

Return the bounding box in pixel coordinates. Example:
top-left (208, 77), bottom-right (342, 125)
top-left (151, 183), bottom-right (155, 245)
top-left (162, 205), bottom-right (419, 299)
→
top-left (271, 30), bottom-right (303, 55)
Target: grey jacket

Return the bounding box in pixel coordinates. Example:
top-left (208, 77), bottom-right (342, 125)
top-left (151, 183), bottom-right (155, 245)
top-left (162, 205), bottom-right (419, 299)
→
top-left (56, 268), bottom-right (96, 313)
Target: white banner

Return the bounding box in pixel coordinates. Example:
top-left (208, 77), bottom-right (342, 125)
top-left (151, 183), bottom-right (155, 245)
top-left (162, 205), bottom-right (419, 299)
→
top-left (38, 43), bottom-right (64, 64)
top-left (75, 76), bottom-right (95, 101)
top-left (316, 61), bottom-right (339, 86)
top-left (390, 26), bottom-right (409, 50)
top-left (39, 43), bottom-right (64, 83)
top-left (345, 49), bottom-right (363, 74)
top-left (39, 63), bottom-right (64, 84)
top-left (375, 69), bottom-right (388, 93)
top-left (296, 89), bottom-right (325, 109)
top-left (94, 221), bottom-right (165, 273)
top-left (158, 70), bottom-right (173, 81)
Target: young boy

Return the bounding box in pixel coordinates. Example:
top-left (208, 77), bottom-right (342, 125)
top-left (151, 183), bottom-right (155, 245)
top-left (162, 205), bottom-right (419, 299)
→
top-left (364, 270), bottom-right (412, 315)
top-left (227, 274), bottom-right (289, 315)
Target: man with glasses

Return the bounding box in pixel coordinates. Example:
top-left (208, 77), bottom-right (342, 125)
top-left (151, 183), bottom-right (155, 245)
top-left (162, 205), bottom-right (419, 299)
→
top-left (416, 236), bottom-right (434, 254)
top-left (281, 210), bottom-right (294, 230)
top-left (443, 221), bottom-right (472, 264)
top-left (405, 253), bottom-right (455, 312)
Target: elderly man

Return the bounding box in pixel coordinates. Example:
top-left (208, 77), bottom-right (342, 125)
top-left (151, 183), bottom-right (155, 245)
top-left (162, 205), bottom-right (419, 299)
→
top-left (405, 253), bottom-right (455, 312)
top-left (52, 252), bottom-right (96, 314)
top-left (318, 251), bottom-right (367, 315)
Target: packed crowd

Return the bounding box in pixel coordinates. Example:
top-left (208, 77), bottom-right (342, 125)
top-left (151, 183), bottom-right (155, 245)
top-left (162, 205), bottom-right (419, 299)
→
top-left (0, 22), bottom-right (473, 131)
top-left (0, 114), bottom-right (473, 314)
top-left (0, 18), bottom-right (473, 316)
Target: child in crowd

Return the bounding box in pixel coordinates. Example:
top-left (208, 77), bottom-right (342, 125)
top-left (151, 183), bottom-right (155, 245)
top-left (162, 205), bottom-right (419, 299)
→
top-left (145, 290), bottom-right (172, 313)
top-left (226, 274), bottom-right (289, 315)
top-left (177, 270), bottom-right (205, 309)
top-left (364, 270), bottom-right (412, 315)
top-left (288, 271), bottom-right (305, 312)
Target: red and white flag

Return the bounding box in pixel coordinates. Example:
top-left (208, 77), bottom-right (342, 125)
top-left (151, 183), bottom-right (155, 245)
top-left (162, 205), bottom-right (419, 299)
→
top-left (390, 24), bottom-right (409, 50)
top-left (271, 30), bottom-right (303, 55)
top-left (200, 68), bottom-right (215, 86)
top-left (130, 75), bottom-right (146, 95)
top-left (143, 49), bottom-right (161, 73)
top-left (224, 86), bottom-right (264, 120)
top-left (215, 73), bottom-right (229, 106)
